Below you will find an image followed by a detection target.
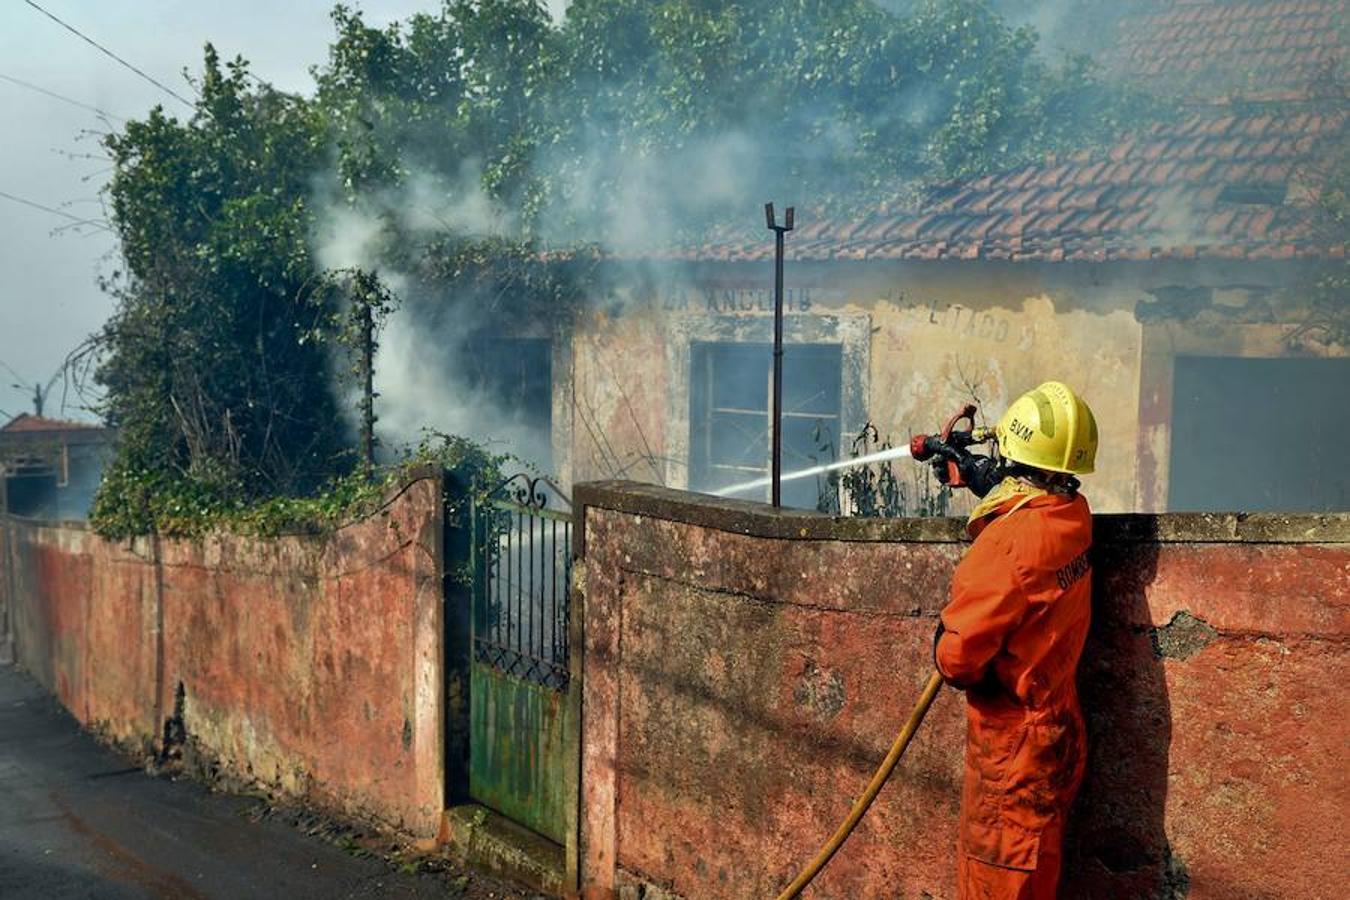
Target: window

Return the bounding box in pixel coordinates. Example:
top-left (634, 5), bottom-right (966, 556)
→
top-left (689, 342), bottom-right (842, 509)
top-left (1169, 356), bottom-right (1350, 512)
top-left (463, 338), bottom-right (553, 470)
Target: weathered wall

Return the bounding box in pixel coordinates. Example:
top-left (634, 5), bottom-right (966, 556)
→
top-left (563, 258), bottom-right (1328, 513)
top-left (1, 473), bottom-right (445, 836)
top-left (0, 516), bottom-right (14, 663)
top-left (574, 481), bottom-right (1349, 900)
top-left (571, 310), bottom-right (670, 487)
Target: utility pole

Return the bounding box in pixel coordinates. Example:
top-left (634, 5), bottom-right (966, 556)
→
top-left (765, 203), bottom-right (795, 508)
top-left (32, 382), bottom-right (43, 418)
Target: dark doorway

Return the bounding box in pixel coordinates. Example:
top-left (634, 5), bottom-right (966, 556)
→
top-left (462, 338), bottom-right (553, 471)
top-left (1168, 355), bottom-right (1350, 511)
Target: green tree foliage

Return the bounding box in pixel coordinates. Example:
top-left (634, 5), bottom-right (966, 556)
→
top-left (315, 1), bottom-right (557, 205)
top-left (544, 0), bottom-right (1152, 222)
top-left (90, 0), bottom-right (1155, 535)
top-left (94, 48), bottom-right (348, 531)
top-left (309, 0), bottom-right (1154, 238)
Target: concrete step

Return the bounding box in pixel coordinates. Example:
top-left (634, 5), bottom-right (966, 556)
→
top-left (437, 804), bottom-right (564, 897)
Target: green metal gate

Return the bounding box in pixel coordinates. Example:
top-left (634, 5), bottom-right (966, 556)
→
top-left (469, 475), bottom-right (572, 843)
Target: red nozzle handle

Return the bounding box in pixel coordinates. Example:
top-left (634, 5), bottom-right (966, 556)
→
top-left (910, 403), bottom-right (980, 487)
top-left (941, 404), bottom-right (978, 443)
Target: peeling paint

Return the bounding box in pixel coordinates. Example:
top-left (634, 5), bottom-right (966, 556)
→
top-left (1150, 611), bottom-right (1220, 660)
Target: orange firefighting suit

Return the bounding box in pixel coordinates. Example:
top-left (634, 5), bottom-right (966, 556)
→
top-left (935, 489), bottom-right (1092, 900)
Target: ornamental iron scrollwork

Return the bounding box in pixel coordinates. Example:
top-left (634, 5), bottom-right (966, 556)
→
top-left (481, 472), bottom-right (572, 511)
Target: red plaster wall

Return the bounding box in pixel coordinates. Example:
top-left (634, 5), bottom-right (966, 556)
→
top-left (576, 485), bottom-right (1349, 900)
top-left (1, 474), bottom-right (445, 836)
top-left (2, 524), bottom-right (154, 737)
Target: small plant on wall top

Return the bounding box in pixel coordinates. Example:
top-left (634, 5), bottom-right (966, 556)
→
top-left (817, 422), bottom-right (951, 518)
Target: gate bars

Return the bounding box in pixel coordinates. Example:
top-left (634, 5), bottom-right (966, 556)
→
top-left (471, 474), bottom-right (573, 691)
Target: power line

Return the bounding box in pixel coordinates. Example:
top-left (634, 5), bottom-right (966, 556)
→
top-left (21, 0), bottom-right (195, 109)
top-left (0, 189), bottom-right (110, 231)
top-left (0, 71), bottom-right (125, 122)
top-left (0, 359), bottom-right (27, 384)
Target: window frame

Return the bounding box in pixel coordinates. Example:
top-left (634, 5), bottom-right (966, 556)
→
top-left (689, 341), bottom-right (845, 504)
top-left (664, 311), bottom-right (870, 495)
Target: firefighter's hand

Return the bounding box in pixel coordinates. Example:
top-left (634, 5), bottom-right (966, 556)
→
top-left (935, 622), bottom-right (1004, 695)
top-left (957, 454), bottom-right (1000, 497)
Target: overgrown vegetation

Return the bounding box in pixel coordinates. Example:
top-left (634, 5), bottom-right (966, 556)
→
top-left (91, 432), bottom-right (505, 540)
top-left (816, 423), bottom-right (952, 517)
top-left (86, 0), bottom-right (1157, 537)
top-left (95, 50), bottom-right (343, 507)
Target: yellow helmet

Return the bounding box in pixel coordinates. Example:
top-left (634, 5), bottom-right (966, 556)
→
top-left (995, 381), bottom-right (1098, 475)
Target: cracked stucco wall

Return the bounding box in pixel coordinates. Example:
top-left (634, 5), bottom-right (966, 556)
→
top-left (575, 482), bottom-right (1349, 900)
top-left (563, 258), bottom-right (1333, 514)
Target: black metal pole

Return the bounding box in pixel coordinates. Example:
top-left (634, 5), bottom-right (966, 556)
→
top-left (772, 227), bottom-right (785, 507)
top-left (765, 203), bottom-right (794, 507)
top-left (359, 301), bottom-right (376, 477)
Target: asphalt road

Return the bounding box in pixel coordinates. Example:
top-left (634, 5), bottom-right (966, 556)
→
top-left (0, 664), bottom-right (530, 900)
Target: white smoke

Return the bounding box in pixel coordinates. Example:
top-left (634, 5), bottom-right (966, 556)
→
top-left (306, 105), bottom-right (794, 476)
top-left (545, 0), bottom-right (570, 23)
top-left (313, 160), bottom-right (511, 273)
top-left (373, 311), bottom-right (555, 468)
top-left (310, 160), bottom-right (552, 469)
top-left (538, 129), bottom-right (766, 254)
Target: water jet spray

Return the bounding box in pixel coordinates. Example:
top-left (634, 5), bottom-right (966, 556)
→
top-left (711, 443), bottom-right (913, 499)
top-left (712, 403), bottom-right (1000, 503)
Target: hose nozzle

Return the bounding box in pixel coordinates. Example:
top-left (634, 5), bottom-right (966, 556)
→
top-left (908, 405), bottom-right (999, 496)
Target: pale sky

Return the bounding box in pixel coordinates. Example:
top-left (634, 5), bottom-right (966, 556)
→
top-left (0, 1), bottom-right (566, 423)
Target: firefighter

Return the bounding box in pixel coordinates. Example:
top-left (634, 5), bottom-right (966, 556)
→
top-left (934, 381), bottom-right (1097, 900)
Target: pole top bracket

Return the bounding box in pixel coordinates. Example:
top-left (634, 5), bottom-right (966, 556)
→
top-left (765, 202), bottom-right (795, 233)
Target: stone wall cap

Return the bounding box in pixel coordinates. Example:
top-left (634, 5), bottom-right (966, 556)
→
top-left (1, 513), bottom-right (90, 531)
top-left (1, 467), bottom-right (445, 540)
top-left (574, 482), bottom-right (967, 543)
top-left (1095, 511), bottom-right (1350, 543)
top-left (574, 481), bottom-right (1350, 545)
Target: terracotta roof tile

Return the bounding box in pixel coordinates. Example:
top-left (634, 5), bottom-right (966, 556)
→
top-left (1080, 208), bottom-right (1114, 233)
top-left (671, 108), bottom-right (1340, 262)
top-left (1105, 1), bottom-right (1345, 95)
top-left (640, 2), bottom-right (1346, 266)
top-left (1, 414), bottom-right (107, 434)
top-left (1249, 207), bottom-right (1277, 237)
top-left (0, 415), bottom-right (113, 452)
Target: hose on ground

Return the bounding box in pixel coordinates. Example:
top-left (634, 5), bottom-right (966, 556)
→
top-left (774, 669), bottom-right (945, 900)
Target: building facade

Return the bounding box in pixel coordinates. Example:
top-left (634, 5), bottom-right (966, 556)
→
top-left (484, 1), bottom-right (1347, 514)
top-left (0, 414), bottom-right (115, 521)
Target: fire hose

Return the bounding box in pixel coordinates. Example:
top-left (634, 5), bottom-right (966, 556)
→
top-left (773, 670), bottom-right (945, 900)
top-left (775, 402), bottom-right (999, 898)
